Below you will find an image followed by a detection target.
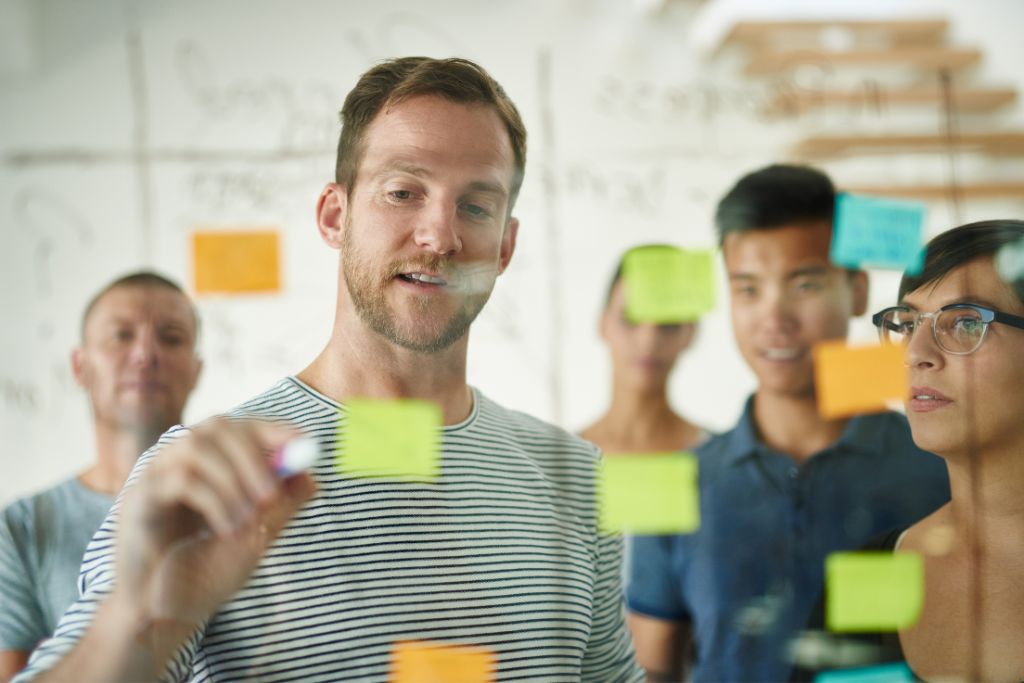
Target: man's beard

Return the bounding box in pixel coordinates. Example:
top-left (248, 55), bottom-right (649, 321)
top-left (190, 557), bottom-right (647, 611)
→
top-left (342, 225), bottom-right (495, 353)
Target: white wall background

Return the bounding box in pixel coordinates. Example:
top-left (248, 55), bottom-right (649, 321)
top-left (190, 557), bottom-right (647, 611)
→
top-left (2, 0), bottom-right (1023, 505)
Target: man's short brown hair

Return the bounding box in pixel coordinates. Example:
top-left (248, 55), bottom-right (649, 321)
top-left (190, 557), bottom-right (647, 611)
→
top-left (80, 271), bottom-right (199, 344)
top-left (335, 57), bottom-right (527, 209)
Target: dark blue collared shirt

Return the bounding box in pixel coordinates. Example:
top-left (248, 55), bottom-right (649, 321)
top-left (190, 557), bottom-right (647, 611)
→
top-left (627, 396), bottom-right (950, 683)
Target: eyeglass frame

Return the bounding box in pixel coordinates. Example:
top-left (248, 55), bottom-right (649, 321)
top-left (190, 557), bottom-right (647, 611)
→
top-left (871, 303), bottom-right (1024, 355)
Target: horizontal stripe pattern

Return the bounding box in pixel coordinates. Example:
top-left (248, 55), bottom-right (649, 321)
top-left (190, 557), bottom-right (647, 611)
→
top-left (18, 378), bottom-right (642, 682)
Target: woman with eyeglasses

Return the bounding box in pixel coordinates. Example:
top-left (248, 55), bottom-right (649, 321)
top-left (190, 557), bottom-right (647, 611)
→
top-left (792, 219), bottom-right (1024, 682)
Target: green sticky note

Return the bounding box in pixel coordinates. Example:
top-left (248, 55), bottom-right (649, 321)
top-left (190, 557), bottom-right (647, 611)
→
top-left (598, 453), bottom-right (699, 534)
top-left (337, 399), bottom-right (442, 482)
top-left (623, 246), bottom-right (716, 323)
top-left (815, 663), bottom-right (914, 683)
top-left (831, 193), bottom-right (926, 273)
top-left (826, 552), bottom-right (923, 632)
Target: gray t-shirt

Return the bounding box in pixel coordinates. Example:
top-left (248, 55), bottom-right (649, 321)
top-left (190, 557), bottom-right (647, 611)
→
top-left (0, 477), bottom-right (114, 650)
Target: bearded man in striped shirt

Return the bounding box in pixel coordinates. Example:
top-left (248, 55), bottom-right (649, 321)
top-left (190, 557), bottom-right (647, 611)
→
top-left (14, 57), bottom-right (644, 683)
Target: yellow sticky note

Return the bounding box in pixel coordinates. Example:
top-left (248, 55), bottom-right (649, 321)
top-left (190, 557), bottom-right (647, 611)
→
top-left (598, 453), bottom-right (699, 534)
top-left (826, 552), bottom-right (923, 632)
top-left (338, 399), bottom-right (441, 482)
top-left (623, 246), bottom-right (716, 324)
top-left (813, 342), bottom-right (907, 419)
top-left (392, 641), bottom-right (495, 683)
top-left (192, 229), bottom-right (281, 294)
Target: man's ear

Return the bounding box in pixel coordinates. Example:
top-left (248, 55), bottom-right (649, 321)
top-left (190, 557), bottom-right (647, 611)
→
top-left (71, 347), bottom-right (87, 388)
top-left (851, 269), bottom-right (870, 317)
top-left (188, 356), bottom-right (204, 393)
top-left (598, 307), bottom-right (611, 342)
top-left (497, 217), bottom-right (519, 275)
top-left (317, 183), bottom-right (348, 249)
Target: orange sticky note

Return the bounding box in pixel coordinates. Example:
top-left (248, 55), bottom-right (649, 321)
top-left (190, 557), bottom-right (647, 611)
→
top-left (814, 341), bottom-right (907, 418)
top-left (392, 641), bottom-right (495, 683)
top-left (192, 229), bottom-right (281, 294)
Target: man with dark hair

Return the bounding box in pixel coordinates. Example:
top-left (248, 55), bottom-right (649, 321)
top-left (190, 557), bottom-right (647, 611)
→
top-left (0, 272), bottom-right (202, 681)
top-left (626, 164), bottom-right (950, 682)
top-left (14, 57), bottom-right (643, 682)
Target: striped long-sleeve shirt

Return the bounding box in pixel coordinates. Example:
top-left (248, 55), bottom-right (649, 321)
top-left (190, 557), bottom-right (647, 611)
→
top-left (16, 377), bottom-right (644, 682)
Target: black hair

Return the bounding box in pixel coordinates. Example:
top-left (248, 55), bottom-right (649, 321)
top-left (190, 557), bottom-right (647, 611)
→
top-left (898, 219), bottom-right (1024, 304)
top-left (80, 271), bottom-right (200, 342)
top-left (713, 164), bottom-right (835, 245)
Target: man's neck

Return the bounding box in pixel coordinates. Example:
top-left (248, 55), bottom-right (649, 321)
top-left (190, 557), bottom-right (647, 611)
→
top-left (79, 422), bottom-right (159, 495)
top-left (751, 389), bottom-right (849, 463)
top-left (297, 318), bottom-right (473, 425)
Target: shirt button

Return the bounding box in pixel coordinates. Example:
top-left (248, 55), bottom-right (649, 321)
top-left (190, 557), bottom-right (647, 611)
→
top-left (788, 467), bottom-right (798, 479)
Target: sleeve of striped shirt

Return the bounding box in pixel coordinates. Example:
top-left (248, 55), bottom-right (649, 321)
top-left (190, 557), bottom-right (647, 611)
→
top-left (580, 532), bottom-right (647, 682)
top-left (12, 431), bottom-right (204, 683)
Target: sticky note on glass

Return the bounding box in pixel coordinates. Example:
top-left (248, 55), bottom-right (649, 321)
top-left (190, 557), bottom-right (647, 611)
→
top-left (192, 230), bottom-right (281, 294)
top-left (813, 342), bottom-right (907, 419)
top-left (598, 453), bottom-right (699, 534)
top-left (816, 663), bottom-right (914, 683)
top-left (996, 237), bottom-right (1024, 284)
top-left (623, 246), bottom-right (716, 323)
top-left (337, 399), bottom-right (441, 482)
top-left (831, 193), bottom-right (925, 273)
top-left (826, 552), bottom-right (923, 632)
top-left (392, 641), bottom-right (495, 683)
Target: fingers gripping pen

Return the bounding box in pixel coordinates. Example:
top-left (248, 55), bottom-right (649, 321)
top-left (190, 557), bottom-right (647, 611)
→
top-left (271, 437), bottom-right (320, 477)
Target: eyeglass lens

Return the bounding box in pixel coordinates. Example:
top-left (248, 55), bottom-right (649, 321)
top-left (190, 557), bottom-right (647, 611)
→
top-left (882, 308), bottom-right (987, 354)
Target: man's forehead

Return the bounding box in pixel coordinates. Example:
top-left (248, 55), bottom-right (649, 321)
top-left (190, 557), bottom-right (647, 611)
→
top-left (359, 98), bottom-right (514, 176)
top-left (87, 286), bottom-right (194, 326)
top-left (724, 224), bottom-right (833, 269)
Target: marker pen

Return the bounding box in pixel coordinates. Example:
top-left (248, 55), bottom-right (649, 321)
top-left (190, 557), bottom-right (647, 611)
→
top-left (271, 436), bottom-right (320, 477)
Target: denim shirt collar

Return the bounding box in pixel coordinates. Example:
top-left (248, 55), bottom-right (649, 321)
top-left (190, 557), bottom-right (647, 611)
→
top-left (721, 394), bottom-right (894, 466)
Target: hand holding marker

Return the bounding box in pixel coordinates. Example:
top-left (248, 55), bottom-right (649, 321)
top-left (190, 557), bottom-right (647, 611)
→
top-left (271, 436), bottom-right (320, 477)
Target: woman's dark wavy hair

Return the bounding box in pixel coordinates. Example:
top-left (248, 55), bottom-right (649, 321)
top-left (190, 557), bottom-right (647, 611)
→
top-left (898, 219), bottom-right (1024, 304)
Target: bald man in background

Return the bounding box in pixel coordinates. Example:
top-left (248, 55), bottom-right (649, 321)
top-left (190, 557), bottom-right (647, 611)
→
top-left (0, 272), bottom-right (202, 680)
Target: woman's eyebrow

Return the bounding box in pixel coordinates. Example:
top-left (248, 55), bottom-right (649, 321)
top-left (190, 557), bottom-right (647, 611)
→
top-left (898, 296), bottom-right (1004, 311)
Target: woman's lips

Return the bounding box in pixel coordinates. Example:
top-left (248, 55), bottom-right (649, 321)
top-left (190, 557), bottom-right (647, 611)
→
top-left (908, 385), bottom-right (952, 413)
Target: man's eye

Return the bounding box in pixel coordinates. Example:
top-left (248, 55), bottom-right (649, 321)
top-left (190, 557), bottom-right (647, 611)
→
top-left (794, 279), bottom-right (822, 292)
top-left (461, 203), bottom-right (491, 218)
top-left (115, 329), bottom-right (133, 342)
top-left (388, 190), bottom-right (413, 201)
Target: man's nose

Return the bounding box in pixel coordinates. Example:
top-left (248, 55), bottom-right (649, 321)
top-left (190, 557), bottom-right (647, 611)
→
top-left (759, 289), bottom-right (797, 333)
top-left (413, 200), bottom-right (462, 256)
top-left (129, 329), bottom-right (159, 367)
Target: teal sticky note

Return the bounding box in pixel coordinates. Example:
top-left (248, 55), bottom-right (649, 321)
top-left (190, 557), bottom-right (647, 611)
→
top-left (815, 663), bottom-right (914, 683)
top-left (337, 399), bottom-right (442, 482)
top-left (831, 193), bottom-right (926, 273)
top-left (996, 237), bottom-right (1024, 283)
top-left (826, 552), bottom-right (924, 632)
top-left (623, 246), bottom-right (716, 323)
top-left (598, 453), bottom-right (700, 534)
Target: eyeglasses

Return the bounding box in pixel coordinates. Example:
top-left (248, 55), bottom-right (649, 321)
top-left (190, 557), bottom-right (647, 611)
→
top-left (872, 303), bottom-right (1024, 355)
